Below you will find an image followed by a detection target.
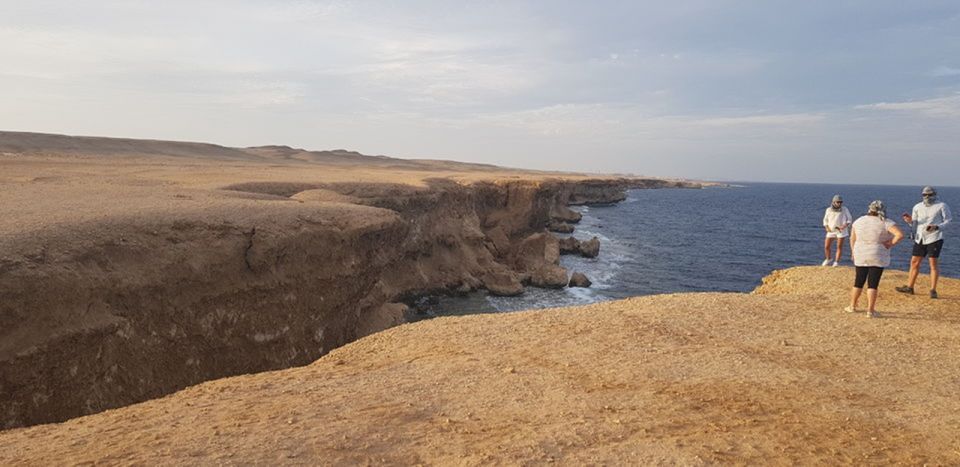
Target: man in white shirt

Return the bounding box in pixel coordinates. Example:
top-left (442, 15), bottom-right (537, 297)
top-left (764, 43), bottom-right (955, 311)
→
top-left (896, 186), bottom-right (952, 299)
top-left (822, 194), bottom-right (853, 267)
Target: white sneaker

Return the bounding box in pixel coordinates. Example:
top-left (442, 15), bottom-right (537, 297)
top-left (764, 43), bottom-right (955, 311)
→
top-left (831, 261), bottom-right (839, 267)
top-left (821, 259), bottom-right (831, 266)
top-left (844, 306), bottom-right (857, 313)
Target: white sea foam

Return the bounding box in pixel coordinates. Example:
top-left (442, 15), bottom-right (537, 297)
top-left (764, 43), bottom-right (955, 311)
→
top-left (575, 230), bottom-right (611, 242)
top-left (564, 285), bottom-right (598, 302)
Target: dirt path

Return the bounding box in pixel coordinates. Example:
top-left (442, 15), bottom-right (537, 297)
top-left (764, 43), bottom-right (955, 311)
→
top-left (1, 266), bottom-right (957, 465)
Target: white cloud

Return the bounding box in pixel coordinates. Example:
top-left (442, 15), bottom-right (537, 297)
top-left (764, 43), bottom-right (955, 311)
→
top-left (465, 104), bottom-right (825, 140)
top-left (213, 81), bottom-right (305, 108)
top-left (689, 113), bottom-right (825, 127)
top-left (855, 94), bottom-right (960, 117)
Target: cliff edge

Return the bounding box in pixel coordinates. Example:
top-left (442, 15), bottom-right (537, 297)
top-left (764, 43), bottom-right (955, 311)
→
top-left (0, 131), bottom-right (706, 428)
top-left (1, 266), bottom-right (958, 465)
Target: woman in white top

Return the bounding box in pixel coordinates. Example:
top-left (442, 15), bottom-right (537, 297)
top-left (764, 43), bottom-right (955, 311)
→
top-left (847, 200), bottom-right (904, 317)
top-left (822, 194), bottom-right (853, 266)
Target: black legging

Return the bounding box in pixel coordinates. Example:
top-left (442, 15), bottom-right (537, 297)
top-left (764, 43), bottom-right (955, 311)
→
top-left (854, 266), bottom-right (884, 289)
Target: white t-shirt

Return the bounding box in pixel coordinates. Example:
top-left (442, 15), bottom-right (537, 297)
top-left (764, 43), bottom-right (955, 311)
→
top-left (852, 216), bottom-right (896, 267)
top-left (823, 206), bottom-right (853, 236)
top-left (910, 201), bottom-right (951, 245)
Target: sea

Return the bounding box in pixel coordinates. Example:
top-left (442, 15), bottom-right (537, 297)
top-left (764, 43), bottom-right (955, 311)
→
top-left (413, 182), bottom-right (959, 318)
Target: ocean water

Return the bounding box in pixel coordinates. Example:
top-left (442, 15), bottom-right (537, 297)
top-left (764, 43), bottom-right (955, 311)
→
top-left (414, 183), bottom-right (959, 317)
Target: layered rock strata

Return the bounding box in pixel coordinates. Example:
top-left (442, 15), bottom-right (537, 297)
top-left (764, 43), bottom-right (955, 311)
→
top-left (1, 174), bottom-right (687, 429)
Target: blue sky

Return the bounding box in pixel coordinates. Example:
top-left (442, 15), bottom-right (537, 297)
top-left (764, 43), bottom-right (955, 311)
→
top-left (1, 0), bottom-right (959, 184)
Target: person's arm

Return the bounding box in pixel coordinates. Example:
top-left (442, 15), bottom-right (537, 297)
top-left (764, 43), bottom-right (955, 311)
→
top-left (903, 205), bottom-right (916, 225)
top-left (841, 207), bottom-right (852, 230)
top-left (885, 223), bottom-right (904, 249)
top-left (849, 228), bottom-right (857, 262)
top-left (937, 203), bottom-right (952, 231)
top-left (823, 209), bottom-right (832, 232)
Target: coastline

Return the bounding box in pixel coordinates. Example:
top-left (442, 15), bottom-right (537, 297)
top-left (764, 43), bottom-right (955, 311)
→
top-left (0, 131), bottom-right (708, 428)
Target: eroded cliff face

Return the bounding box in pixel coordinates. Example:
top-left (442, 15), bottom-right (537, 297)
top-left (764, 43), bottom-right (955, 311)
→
top-left (0, 177), bottom-right (677, 428)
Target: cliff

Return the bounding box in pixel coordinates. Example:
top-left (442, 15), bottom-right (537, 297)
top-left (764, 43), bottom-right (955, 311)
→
top-left (0, 132), bottom-right (704, 428)
top-left (1, 267), bottom-right (958, 465)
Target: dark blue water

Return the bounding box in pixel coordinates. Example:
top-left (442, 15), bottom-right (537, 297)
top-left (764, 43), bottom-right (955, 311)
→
top-left (418, 183), bottom-right (958, 316)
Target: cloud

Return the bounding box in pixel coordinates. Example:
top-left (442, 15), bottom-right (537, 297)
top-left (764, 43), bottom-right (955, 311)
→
top-left (689, 113), bottom-right (825, 127)
top-left (2, 1), bottom-right (960, 184)
top-left (855, 94), bottom-right (960, 117)
top-left (213, 80), bottom-right (305, 108)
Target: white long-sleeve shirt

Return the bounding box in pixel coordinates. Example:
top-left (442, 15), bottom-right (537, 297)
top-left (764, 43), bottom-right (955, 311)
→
top-left (823, 206), bottom-right (853, 235)
top-left (910, 201), bottom-right (952, 244)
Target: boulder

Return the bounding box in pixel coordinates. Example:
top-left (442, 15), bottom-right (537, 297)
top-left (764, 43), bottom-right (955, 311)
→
top-left (530, 265), bottom-right (569, 289)
top-left (558, 237), bottom-right (580, 255)
top-left (483, 270), bottom-right (524, 297)
top-left (514, 232), bottom-right (560, 271)
top-left (547, 221), bottom-right (575, 234)
top-left (568, 272), bottom-right (592, 288)
top-left (550, 205), bottom-right (583, 224)
top-left (580, 237), bottom-right (600, 258)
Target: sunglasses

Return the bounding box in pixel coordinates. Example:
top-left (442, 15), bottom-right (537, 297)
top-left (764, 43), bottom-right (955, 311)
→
top-left (923, 194), bottom-right (935, 197)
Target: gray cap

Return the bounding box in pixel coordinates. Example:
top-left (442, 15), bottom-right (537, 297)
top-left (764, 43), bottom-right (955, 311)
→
top-left (922, 186), bottom-right (937, 195)
top-left (868, 200), bottom-right (886, 215)
top-left (832, 194), bottom-right (843, 203)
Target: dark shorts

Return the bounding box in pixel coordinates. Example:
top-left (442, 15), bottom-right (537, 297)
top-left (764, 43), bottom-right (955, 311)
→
top-left (912, 239), bottom-right (944, 258)
top-left (854, 266), bottom-right (884, 289)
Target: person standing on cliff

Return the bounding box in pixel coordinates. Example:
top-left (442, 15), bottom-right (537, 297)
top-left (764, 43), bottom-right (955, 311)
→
top-left (822, 194), bottom-right (853, 267)
top-left (896, 186), bottom-right (952, 299)
top-left (847, 200), bottom-right (904, 317)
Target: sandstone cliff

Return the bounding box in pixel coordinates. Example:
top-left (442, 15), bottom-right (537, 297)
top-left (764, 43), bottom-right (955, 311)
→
top-left (0, 131), bottom-right (706, 428)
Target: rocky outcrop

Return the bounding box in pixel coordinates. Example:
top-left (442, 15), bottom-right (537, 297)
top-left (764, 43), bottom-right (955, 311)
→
top-left (568, 272), bottom-right (592, 288)
top-left (550, 205), bottom-right (582, 224)
top-left (558, 236), bottom-right (601, 258)
top-left (558, 237), bottom-right (580, 254)
top-left (579, 237), bottom-right (601, 258)
top-left (482, 269), bottom-right (524, 296)
top-left (0, 175), bottom-right (678, 429)
top-left (547, 221), bottom-right (575, 233)
top-left (512, 232), bottom-right (568, 288)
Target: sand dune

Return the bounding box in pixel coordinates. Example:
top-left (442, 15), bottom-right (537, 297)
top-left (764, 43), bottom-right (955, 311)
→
top-left (1, 267), bottom-right (958, 465)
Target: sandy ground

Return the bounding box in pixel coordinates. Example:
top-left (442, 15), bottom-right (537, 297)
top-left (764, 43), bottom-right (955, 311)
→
top-left (2, 266), bottom-right (958, 465)
top-left (0, 142), bottom-right (548, 240)
top-left (0, 131), bottom-right (701, 243)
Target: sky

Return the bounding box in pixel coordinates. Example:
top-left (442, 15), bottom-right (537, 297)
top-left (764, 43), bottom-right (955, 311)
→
top-left (1, 0), bottom-right (959, 185)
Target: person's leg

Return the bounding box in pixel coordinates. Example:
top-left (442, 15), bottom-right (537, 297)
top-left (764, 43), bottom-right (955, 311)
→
top-left (824, 237), bottom-right (834, 263)
top-left (898, 254), bottom-right (921, 294)
top-left (907, 255), bottom-right (922, 288)
top-left (850, 287), bottom-right (863, 310)
top-left (866, 288), bottom-right (879, 314)
top-left (929, 257), bottom-right (939, 293)
top-left (849, 267), bottom-right (868, 311)
top-left (866, 267), bottom-right (884, 316)
top-left (834, 237), bottom-right (845, 263)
